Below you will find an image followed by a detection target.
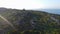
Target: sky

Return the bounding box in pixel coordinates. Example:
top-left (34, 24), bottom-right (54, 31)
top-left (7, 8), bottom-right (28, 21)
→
top-left (0, 0), bottom-right (60, 9)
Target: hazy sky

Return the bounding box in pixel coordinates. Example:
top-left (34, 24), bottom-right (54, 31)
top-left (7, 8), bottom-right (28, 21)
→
top-left (0, 0), bottom-right (60, 9)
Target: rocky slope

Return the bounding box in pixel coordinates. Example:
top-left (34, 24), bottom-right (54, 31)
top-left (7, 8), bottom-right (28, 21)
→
top-left (0, 8), bottom-right (60, 34)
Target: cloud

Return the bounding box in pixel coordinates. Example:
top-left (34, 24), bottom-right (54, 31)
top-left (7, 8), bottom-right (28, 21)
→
top-left (0, 0), bottom-right (45, 9)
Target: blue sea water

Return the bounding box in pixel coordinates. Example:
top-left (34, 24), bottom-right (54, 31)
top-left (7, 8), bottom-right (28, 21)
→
top-left (39, 9), bottom-right (60, 14)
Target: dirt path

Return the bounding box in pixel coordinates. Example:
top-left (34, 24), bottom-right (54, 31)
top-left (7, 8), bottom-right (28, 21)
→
top-left (0, 15), bottom-right (17, 30)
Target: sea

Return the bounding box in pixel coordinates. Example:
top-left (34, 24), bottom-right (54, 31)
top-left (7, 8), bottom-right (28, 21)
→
top-left (38, 9), bottom-right (60, 15)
